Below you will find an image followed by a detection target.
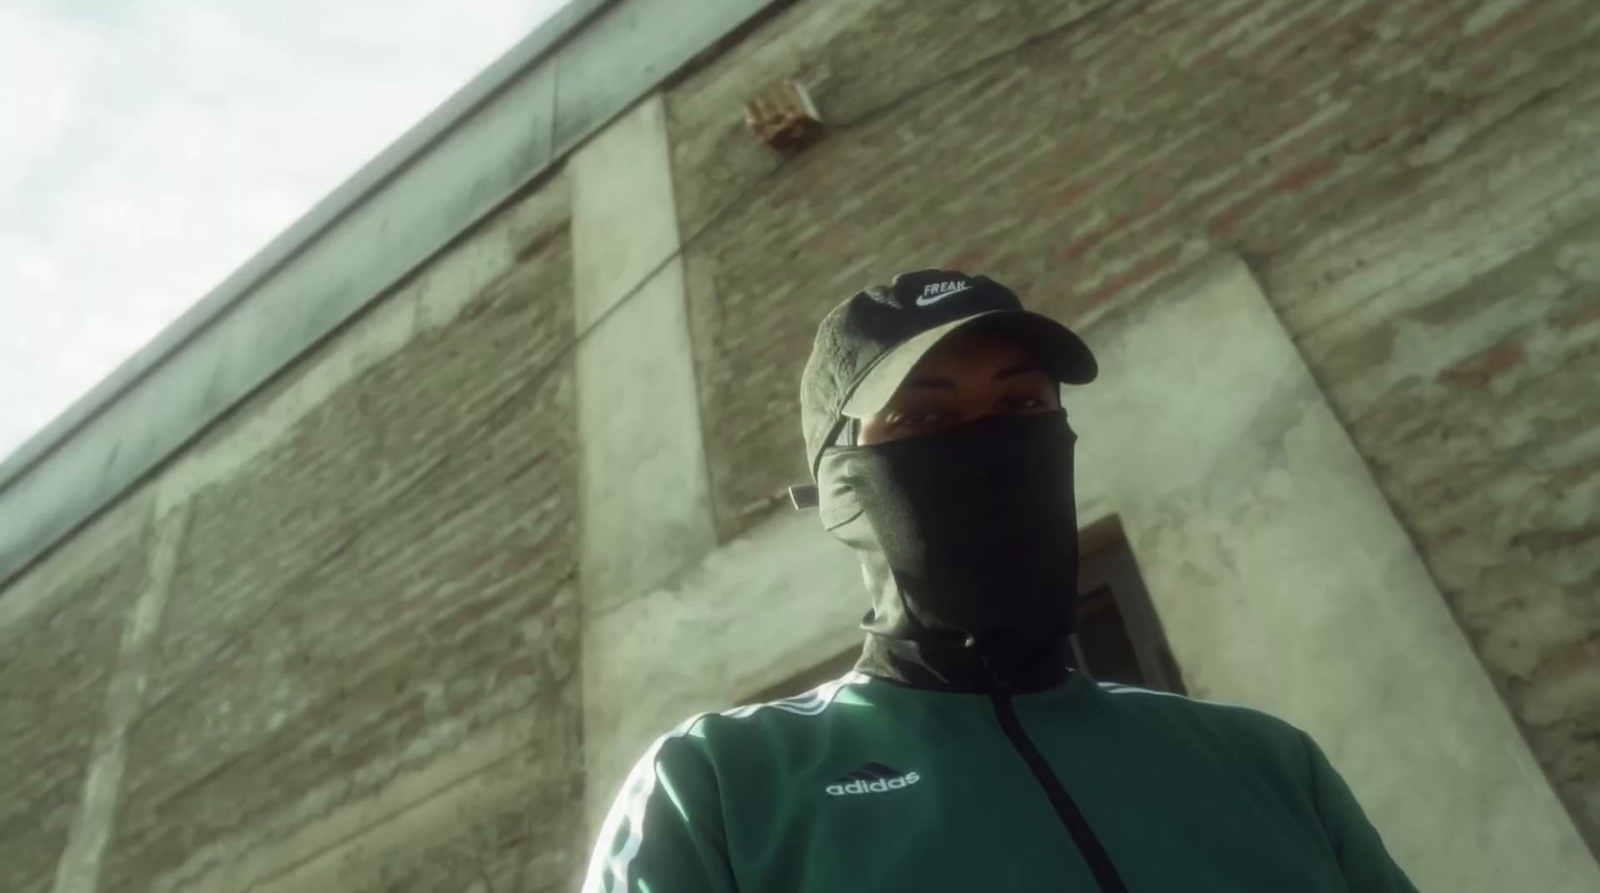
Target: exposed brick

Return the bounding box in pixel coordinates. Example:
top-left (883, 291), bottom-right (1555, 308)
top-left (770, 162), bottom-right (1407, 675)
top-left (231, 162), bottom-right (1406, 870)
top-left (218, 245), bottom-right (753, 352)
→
top-left (1556, 302), bottom-right (1600, 331)
top-left (0, 502), bottom-right (149, 893)
top-left (352, 770), bottom-right (582, 893)
top-left (98, 232), bottom-right (580, 892)
top-left (1081, 241), bottom-right (1186, 311)
top-left (1438, 338), bottom-right (1528, 389)
top-left (1316, 220), bottom-right (1600, 839)
top-left (1460, 0), bottom-right (1542, 49)
top-left (147, 219), bottom-right (575, 711)
top-left (1510, 524), bottom-right (1600, 556)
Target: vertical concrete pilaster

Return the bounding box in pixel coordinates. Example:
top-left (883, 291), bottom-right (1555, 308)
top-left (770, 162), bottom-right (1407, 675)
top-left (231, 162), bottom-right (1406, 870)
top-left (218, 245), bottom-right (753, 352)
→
top-left (571, 95), bottom-right (715, 616)
top-left (573, 93), bottom-right (718, 842)
top-left (51, 504), bottom-right (189, 893)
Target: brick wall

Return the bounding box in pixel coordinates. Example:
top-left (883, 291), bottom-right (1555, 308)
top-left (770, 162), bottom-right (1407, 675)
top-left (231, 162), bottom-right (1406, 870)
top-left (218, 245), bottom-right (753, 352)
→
top-left (1302, 212), bottom-right (1600, 843)
top-left (63, 181), bottom-right (584, 892)
top-left (669, 0), bottom-right (1600, 849)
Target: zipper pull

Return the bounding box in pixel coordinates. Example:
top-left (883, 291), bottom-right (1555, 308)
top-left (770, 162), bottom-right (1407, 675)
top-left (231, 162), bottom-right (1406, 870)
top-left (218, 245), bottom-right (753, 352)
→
top-left (965, 634), bottom-right (1011, 694)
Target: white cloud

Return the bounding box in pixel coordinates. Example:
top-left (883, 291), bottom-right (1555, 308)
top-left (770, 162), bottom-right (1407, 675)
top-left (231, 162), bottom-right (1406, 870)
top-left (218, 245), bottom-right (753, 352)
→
top-left (0, 4), bottom-right (103, 195)
top-left (0, 0), bottom-right (570, 462)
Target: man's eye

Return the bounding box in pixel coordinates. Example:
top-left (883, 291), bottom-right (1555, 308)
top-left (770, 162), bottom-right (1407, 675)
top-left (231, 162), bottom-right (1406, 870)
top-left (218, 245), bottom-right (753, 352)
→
top-left (1003, 395), bottom-right (1046, 411)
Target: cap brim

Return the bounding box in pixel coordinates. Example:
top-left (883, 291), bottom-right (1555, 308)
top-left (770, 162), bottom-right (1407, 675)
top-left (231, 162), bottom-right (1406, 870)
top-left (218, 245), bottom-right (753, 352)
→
top-left (840, 310), bottom-right (1098, 418)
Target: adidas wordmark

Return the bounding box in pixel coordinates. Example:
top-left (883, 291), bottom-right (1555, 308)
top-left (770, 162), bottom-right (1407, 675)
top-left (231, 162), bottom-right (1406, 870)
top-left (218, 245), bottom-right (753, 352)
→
top-left (825, 771), bottom-right (921, 796)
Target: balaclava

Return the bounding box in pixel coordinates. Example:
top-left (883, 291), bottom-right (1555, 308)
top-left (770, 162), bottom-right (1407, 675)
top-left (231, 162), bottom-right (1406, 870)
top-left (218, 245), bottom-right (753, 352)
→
top-left (795, 270), bottom-right (1099, 692)
top-left (816, 410), bottom-right (1081, 688)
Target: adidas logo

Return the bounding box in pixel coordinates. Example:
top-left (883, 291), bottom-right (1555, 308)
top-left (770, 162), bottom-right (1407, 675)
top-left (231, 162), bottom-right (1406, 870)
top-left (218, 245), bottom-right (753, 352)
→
top-left (824, 762), bottom-right (921, 796)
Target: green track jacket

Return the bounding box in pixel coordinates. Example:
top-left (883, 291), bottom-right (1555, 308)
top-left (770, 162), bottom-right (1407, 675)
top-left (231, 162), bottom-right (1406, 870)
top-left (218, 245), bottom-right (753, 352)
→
top-left (582, 670), bottom-right (1419, 892)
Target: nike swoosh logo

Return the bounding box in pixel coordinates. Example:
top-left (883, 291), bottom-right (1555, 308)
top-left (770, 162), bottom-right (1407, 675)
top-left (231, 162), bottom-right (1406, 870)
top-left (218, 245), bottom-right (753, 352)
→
top-left (915, 286), bottom-right (971, 306)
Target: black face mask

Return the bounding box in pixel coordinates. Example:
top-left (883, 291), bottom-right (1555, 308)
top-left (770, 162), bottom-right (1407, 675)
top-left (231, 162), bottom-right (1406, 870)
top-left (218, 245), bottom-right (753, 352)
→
top-left (816, 410), bottom-right (1081, 668)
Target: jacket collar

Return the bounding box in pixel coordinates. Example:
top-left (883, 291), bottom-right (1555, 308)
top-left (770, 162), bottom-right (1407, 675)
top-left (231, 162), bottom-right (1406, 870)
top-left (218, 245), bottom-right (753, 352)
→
top-left (854, 630), bottom-right (1072, 694)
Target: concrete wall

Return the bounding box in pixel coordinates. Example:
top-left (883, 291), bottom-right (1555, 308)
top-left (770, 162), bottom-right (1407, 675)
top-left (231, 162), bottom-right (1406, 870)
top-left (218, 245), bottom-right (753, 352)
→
top-left (571, 96), bottom-right (716, 615)
top-left (667, 0), bottom-right (1600, 855)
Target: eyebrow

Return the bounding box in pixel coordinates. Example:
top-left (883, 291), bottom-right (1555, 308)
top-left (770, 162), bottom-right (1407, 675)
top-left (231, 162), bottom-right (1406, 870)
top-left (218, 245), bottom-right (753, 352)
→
top-left (901, 362), bottom-right (1043, 390)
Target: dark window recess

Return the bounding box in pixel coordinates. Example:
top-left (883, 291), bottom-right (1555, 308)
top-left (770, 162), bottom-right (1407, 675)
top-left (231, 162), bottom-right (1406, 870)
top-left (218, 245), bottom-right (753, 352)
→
top-left (1070, 518), bottom-right (1186, 694)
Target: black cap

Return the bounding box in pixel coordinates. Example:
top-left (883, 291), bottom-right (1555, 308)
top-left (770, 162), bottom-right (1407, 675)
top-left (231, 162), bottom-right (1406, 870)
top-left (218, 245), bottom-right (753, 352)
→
top-left (796, 269), bottom-right (1097, 492)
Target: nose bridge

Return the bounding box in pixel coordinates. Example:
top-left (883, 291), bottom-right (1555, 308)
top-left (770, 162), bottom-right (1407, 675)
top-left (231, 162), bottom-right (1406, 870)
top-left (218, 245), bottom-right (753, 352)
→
top-left (951, 372), bottom-right (1006, 426)
top-left (954, 404), bottom-right (997, 429)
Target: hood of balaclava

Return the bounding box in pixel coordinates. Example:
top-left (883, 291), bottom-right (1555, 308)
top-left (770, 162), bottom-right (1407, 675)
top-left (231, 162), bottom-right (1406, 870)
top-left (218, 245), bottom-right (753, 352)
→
top-left (816, 409), bottom-right (1081, 692)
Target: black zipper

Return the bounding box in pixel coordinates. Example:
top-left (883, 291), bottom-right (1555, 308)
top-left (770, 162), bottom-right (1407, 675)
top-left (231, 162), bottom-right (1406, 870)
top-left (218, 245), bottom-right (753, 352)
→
top-left (986, 684), bottom-right (1130, 893)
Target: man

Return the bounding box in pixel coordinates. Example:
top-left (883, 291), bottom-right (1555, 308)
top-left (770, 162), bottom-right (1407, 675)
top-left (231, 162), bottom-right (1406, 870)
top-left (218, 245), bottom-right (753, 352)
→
top-left (582, 270), bottom-right (1419, 892)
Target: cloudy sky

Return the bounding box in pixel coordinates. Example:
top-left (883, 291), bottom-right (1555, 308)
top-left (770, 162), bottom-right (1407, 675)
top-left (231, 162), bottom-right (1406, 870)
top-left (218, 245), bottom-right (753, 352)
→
top-left (0, 0), bottom-right (571, 464)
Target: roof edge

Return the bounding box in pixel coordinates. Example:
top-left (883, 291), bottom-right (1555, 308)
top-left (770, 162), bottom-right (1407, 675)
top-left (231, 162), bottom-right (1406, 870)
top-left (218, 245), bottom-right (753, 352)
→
top-left (0, 0), bottom-right (615, 489)
top-left (0, 0), bottom-right (784, 588)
